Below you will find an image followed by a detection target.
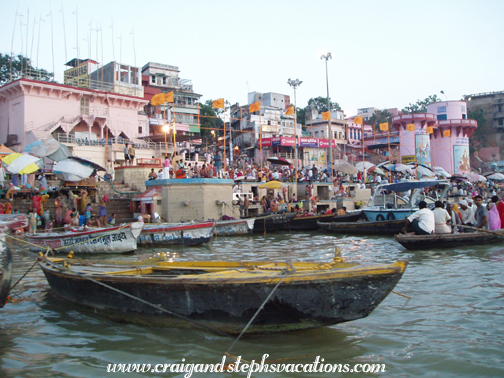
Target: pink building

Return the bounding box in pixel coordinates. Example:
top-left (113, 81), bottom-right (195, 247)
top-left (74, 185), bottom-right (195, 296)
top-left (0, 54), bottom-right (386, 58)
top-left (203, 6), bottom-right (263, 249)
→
top-left (0, 79), bottom-right (148, 151)
top-left (392, 101), bottom-right (477, 174)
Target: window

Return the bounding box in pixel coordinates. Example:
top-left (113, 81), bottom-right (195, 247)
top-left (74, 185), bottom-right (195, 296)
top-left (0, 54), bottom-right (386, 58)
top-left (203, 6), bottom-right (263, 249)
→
top-left (138, 127), bottom-right (143, 134)
top-left (151, 75), bottom-right (155, 83)
top-left (437, 114), bottom-right (447, 120)
top-left (80, 97), bottom-right (89, 115)
top-left (162, 77), bottom-right (167, 85)
top-left (498, 104), bottom-right (503, 112)
top-left (499, 119), bottom-right (504, 126)
top-left (314, 131), bottom-right (319, 137)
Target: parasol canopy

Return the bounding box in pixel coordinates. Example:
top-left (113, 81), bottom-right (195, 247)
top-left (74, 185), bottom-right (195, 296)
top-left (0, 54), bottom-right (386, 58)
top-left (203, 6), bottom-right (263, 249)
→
top-left (333, 162), bottom-right (358, 175)
top-left (67, 156), bottom-right (105, 171)
top-left (434, 166), bottom-right (452, 178)
top-left (0, 144), bottom-right (15, 156)
top-left (1, 153), bottom-right (43, 174)
top-left (485, 172), bottom-right (504, 181)
top-left (378, 162), bottom-right (413, 174)
top-left (267, 156), bottom-right (291, 166)
top-left (23, 139), bottom-right (72, 162)
top-left (467, 172), bottom-right (486, 182)
top-left (259, 180), bottom-right (288, 190)
top-left (355, 161), bottom-right (375, 172)
top-left (368, 166), bottom-right (386, 176)
top-left (53, 159), bottom-right (94, 182)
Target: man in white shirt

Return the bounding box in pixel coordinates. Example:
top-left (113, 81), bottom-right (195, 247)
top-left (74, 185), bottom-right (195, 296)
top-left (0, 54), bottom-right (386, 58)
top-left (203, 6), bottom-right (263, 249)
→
top-left (376, 175), bottom-right (382, 184)
top-left (458, 199), bottom-right (474, 226)
top-left (432, 201), bottom-right (451, 234)
top-left (402, 201), bottom-right (434, 235)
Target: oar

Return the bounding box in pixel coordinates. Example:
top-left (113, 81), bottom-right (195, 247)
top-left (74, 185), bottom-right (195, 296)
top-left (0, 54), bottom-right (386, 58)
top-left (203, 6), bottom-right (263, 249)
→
top-left (456, 224), bottom-right (504, 237)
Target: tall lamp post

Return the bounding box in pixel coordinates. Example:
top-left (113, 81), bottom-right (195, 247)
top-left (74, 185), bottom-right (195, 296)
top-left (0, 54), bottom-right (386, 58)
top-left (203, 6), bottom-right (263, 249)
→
top-left (287, 78), bottom-right (302, 185)
top-left (321, 52), bottom-right (332, 179)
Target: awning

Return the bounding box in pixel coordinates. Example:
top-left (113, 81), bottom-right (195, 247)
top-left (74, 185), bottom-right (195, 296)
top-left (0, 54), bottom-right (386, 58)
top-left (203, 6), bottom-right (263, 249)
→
top-left (133, 187), bottom-right (162, 202)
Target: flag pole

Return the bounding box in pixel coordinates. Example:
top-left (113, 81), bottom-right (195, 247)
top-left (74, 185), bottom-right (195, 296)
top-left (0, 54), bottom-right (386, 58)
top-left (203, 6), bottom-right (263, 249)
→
top-left (172, 99), bottom-right (177, 157)
top-left (223, 110), bottom-right (226, 172)
top-left (362, 125), bottom-right (366, 182)
top-left (388, 126), bottom-right (391, 183)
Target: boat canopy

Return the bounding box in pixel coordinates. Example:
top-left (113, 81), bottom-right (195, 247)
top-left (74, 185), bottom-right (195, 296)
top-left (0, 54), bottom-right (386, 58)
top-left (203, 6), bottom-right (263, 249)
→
top-left (376, 180), bottom-right (443, 193)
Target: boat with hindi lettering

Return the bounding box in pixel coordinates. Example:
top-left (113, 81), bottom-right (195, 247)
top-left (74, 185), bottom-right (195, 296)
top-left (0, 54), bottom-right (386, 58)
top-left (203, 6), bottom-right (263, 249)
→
top-left (25, 222), bottom-right (144, 254)
top-left (37, 253), bottom-right (408, 334)
top-left (395, 231), bottom-right (503, 250)
top-left (139, 222), bottom-right (215, 246)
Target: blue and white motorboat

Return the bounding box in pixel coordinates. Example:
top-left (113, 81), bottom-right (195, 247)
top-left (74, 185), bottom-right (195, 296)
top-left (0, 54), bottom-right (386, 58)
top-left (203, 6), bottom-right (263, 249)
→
top-left (363, 180), bottom-right (449, 222)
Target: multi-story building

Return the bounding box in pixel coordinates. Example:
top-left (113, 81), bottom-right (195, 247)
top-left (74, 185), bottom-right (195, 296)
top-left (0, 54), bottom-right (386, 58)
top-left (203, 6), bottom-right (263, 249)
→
top-left (141, 62), bottom-right (202, 144)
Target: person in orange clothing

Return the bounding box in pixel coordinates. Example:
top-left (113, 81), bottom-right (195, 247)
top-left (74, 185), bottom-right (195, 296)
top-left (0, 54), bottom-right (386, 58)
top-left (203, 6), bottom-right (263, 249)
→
top-left (4, 199), bottom-right (13, 214)
top-left (175, 163), bottom-right (186, 179)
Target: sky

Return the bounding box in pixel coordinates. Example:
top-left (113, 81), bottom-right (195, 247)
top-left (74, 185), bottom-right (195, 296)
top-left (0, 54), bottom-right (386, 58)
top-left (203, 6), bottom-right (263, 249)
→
top-left (1, 0), bottom-right (503, 117)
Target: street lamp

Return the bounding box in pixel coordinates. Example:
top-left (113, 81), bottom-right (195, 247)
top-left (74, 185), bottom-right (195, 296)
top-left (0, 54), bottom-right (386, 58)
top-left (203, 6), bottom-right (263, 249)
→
top-left (321, 52), bottom-right (332, 179)
top-left (162, 124), bottom-right (169, 157)
top-left (440, 90), bottom-right (448, 101)
top-left (287, 78), bottom-right (302, 185)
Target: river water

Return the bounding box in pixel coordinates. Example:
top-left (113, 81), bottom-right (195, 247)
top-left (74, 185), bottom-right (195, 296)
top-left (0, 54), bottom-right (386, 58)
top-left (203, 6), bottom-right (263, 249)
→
top-left (1, 231), bottom-right (503, 377)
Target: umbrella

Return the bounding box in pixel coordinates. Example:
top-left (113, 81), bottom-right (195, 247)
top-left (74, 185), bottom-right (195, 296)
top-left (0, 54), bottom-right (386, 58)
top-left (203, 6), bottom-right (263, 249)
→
top-left (486, 172), bottom-right (504, 181)
top-left (394, 164), bottom-right (413, 174)
top-left (1, 153), bottom-right (43, 174)
top-left (23, 139), bottom-right (72, 162)
top-left (467, 173), bottom-right (486, 183)
top-left (355, 161), bottom-right (375, 172)
top-left (67, 156), bottom-right (105, 171)
top-left (434, 166), bottom-right (452, 178)
top-left (267, 157), bottom-right (291, 166)
top-left (258, 180), bottom-right (288, 189)
top-left (368, 166), bottom-right (386, 176)
top-left (53, 159), bottom-right (94, 181)
top-left (413, 165), bottom-right (436, 177)
top-left (333, 162), bottom-right (358, 175)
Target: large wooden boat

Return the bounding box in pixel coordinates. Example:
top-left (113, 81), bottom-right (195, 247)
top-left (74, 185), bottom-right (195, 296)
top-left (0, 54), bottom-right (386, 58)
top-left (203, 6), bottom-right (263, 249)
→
top-left (252, 212), bottom-right (297, 233)
top-left (139, 222), bottom-right (215, 246)
top-left (25, 222), bottom-right (144, 254)
top-left (214, 219), bottom-right (254, 236)
top-left (38, 254), bottom-right (408, 334)
top-left (395, 231), bottom-right (503, 250)
top-left (284, 211), bottom-right (363, 231)
top-left (318, 219), bottom-right (406, 236)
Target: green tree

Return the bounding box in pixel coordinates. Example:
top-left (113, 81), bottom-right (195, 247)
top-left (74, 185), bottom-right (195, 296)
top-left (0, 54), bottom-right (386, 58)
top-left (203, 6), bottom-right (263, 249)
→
top-left (0, 53), bottom-right (54, 84)
top-left (402, 94), bottom-right (441, 114)
top-left (367, 109), bottom-right (394, 132)
top-left (296, 107), bottom-right (306, 126)
top-left (199, 100), bottom-right (224, 144)
top-left (307, 96), bottom-right (341, 113)
top-left (468, 109), bottom-right (487, 154)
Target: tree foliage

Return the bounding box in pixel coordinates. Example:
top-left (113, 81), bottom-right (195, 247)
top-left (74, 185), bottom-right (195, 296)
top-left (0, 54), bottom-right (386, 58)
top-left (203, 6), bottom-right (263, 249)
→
top-left (402, 94), bottom-right (441, 114)
top-left (307, 96), bottom-right (341, 113)
top-left (367, 109), bottom-right (394, 132)
top-left (0, 53), bottom-right (54, 84)
top-left (296, 107), bottom-right (306, 126)
top-left (468, 109), bottom-right (487, 154)
top-left (199, 100), bottom-right (224, 143)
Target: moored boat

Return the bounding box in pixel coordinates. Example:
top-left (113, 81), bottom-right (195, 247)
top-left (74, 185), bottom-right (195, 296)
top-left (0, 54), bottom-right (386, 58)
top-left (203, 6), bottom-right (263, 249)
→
top-left (0, 232), bottom-right (12, 308)
top-left (395, 231), bottom-right (503, 250)
top-left (139, 222), bottom-right (215, 246)
top-left (318, 218), bottom-right (406, 236)
top-left (38, 254), bottom-right (408, 334)
top-left (25, 222), bottom-right (144, 254)
top-left (252, 212), bottom-right (296, 233)
top-left (284, 213), bottom-right (336, 231)
top-left (214, 218), bottom-right (254, 236)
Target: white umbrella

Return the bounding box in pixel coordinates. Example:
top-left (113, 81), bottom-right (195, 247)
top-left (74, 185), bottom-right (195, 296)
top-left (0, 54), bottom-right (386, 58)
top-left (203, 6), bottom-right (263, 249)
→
top-left (486, 173), bottom-right (504, 181)
top-left (333, 162), bottom-right (358, 175)
top-left (1, 153), bottom-right (43, 174)
top-left (413, 165), bottom-right (436, 177)
top-left (355, 161), bottom-right (375, 172)
top-left (394, 164), bottom-right (413, 174)
top-left (434, 166), bottom-right (452, 178)
top-left (24, 139), bottom-right (72, 162)
top-left (53, 159), bottom-right (94, 181)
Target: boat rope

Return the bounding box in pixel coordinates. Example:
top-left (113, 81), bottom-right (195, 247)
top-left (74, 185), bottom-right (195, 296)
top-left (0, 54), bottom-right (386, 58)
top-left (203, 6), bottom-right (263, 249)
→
top-left (226, 269), bottom-right (289, 357)
top-left (391, 290), bottom-right (411, 299)
top-left (40, 257), bottom-right (235, 339)
top-left (10, 259), bottom-right (39, 291)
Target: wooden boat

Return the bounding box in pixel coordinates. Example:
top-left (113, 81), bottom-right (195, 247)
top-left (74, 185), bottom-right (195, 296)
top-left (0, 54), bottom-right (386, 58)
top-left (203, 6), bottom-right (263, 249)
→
top-left (214, 218), bottom-right (254, 236)
top-left (25, 222), bottom-right (144, 254)
top-left (38, 254), bottom-right (408, 334)
top-left (324, 210), bottom-right (364, 223)
top-left (284, 213), bottom-right (336, 231)
top-left (139, 222), bottom-right (215, 246)
top-left (252, 212), bottom-right (297, 233)
top-left (318, 219), bottom-right (406, 236)
top-left (395, 231), bottom-right (503, 250)
top-left (0, 214), bottom-right (27, 308)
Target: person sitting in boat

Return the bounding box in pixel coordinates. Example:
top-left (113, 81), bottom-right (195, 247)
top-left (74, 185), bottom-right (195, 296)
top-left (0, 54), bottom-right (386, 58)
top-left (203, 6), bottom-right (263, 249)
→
top-left (270, 199), bottom-right (279, 212)
top-left (337, 207), bottom-right (347, 216)
top-left (87, 215), bottom-right (100, 227)
top-left (402, 201), bottom-right (434, 235)
top-left (486, 195), bottom-right (501, 230)
top-left (474, 195), bottom-right (489, 230)
top-left (446, 203), bottom-right (462, 234)
top-left (432, 201), bottom-right (452, 234)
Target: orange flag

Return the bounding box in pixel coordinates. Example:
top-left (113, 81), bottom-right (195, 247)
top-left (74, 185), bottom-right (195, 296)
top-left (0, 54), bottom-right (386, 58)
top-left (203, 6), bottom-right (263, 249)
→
top-left (322, 111), bottom-right (331, 121)
top-left (212, 98), bottom-right (225, 109)
top-left (354, 116), bottom-right (363, 125)
top-left (379, 122), bottom-right (389, 131)
top-left (249, 101), bottom-right (261, 113)
top-left (407, 123), bottom-right (415, 131)
top-left (164, 91), bottom-right (174, 103)
top-left (426, 126), bottom-right (434, 134)
top-left (151, 93), bottom-right (165, 106)
top-left (285, 105), bottom-right (295, 115)
top-left (443, 129), bottom-right (451, 137)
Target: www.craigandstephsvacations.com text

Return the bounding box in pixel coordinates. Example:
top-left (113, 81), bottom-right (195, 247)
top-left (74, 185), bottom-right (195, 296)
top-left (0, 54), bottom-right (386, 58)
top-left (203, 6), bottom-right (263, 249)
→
top-left (106, 355), bottom-right (386, 377)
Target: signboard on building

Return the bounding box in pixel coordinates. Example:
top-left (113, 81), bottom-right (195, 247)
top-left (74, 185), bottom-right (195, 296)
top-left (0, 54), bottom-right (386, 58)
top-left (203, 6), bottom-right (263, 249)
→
top-left (402, 155), bottom-right (416, 164)
top-left (299, 137), bottom-right (318, 148)
top-left (415, 134), bottom-right (431, 166)
top-left (258, 137), bottom-right (271, 147)
top-left (453, 145), bottom-right (470, 174)
top-left (64, 62), bottom-right (89, 87)
top-left (271, 137), bottom-right (295, 146)
top-left (318, 139), bottom-right (337, 148)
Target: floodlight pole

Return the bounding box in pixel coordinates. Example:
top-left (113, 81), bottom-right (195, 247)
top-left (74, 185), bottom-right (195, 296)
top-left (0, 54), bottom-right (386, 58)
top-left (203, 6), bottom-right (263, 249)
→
top-left (321, 52), bottom-right (332, 179)
top-left (288, 78), bottom-right (302, 187)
